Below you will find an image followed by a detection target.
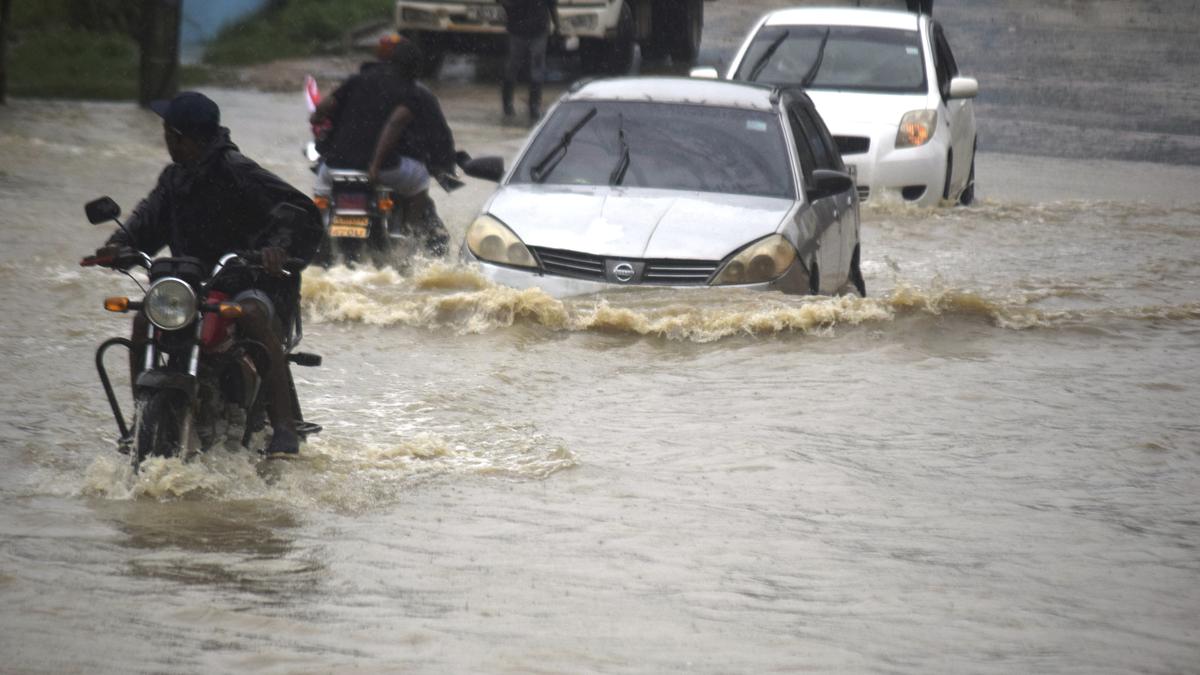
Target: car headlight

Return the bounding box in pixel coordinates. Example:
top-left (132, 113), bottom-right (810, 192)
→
top-left (711, 235), bottom-right (797, 286)
top-left (400, 8), bottom-right (438, 25)
top-left (896, 109), bottom-right (937, 148)
top-left (564, 14), bottom-right (599, 31)
top-left (465, 215), bottom-right (537, 269)
top-left (143, 277), bottom-right (197, 330)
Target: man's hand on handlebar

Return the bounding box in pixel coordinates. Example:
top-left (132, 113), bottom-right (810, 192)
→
top-left (259, 246), bottom-right (288, 277)
top-left (81, 245), bottom-right (139, 269)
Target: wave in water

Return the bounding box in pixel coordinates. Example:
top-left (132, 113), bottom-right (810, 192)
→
top-left (80, 428), bottom-right (577, 509)
top-left (301, 263), bottom-right (1200, 341)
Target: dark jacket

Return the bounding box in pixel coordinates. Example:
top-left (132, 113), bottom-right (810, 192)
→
top-left (322, 66), bottom-right (456, 176)
top-left (109, 129), bottom-right (323, 270)
top-left (501, 0), bottom-right (557, 38)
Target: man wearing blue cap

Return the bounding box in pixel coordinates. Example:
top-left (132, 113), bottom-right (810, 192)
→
top-left (91, 91), bottom-right (323, 456)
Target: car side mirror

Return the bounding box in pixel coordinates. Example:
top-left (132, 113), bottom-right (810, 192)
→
top-left (461, 156), bottom-right (506, 182)
top-left (85, 196), bottom-right (121, 224)
top-left (689, 66), bottom-right (720, 79)
top-left (806, 169), bottom-right (854, 202)
top-left (948, 76), bottom-right (978, 100)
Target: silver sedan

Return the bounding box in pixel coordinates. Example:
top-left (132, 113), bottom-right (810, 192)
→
top-left (460, 77), bottom-right (865, 297)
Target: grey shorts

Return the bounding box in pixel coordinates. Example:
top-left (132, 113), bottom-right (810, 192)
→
top-left (314, 158), bottom-right (430, 198)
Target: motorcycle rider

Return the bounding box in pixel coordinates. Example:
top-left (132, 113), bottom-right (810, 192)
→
top-left (91, 91), bottom-right (323, 456)
top-left (309, 38), bottom-right (455, 255)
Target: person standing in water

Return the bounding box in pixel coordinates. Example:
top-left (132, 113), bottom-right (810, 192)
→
top-left (500, 0), bottom-right (560, 124)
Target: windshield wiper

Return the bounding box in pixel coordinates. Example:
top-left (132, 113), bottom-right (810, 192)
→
top-left (800, 28), bottom-right (831, 88)
top-left (747, 30), bottom-right (789, 82)
top-left (609, 113), bottom-right (630, 186)
top-left (530, 106), bottom-right (598, 183)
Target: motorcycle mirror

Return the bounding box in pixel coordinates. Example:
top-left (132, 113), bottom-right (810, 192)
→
top-left (85, 197), bottom-right (121, 225)
top-left (462, 156), bottom-right (505, 182)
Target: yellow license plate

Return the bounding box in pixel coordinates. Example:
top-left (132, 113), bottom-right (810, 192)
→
top-left (329, 216), bottom-right (369, 239)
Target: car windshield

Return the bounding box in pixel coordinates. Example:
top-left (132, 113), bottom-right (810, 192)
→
top-left (511, 100), bottom-right (795, 199)
top-left (735, 25), bottom-right (926, 93)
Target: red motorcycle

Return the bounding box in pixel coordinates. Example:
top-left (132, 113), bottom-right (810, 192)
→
top-left (81, 197), bottom-right (322, 468)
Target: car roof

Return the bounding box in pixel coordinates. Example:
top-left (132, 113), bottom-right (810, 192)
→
top-left (565, 77), bottom-right (780, 113)
top-left (762, 7), bottom-right (922, 31)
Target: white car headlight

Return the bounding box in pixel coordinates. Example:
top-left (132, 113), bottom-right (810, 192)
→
top-left (143, 277), bottom-right (197, 330)
top-left (896, 109), bottom-right (937, 149)
top-left (465, 215), bottom-right (537, 269)
top-left (712, 235), bottom-right (797, 286)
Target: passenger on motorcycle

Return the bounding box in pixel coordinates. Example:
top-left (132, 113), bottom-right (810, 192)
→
top-left (309, 38), bottom-right (456, 255)
top-left (90, 91), bottom-right (323, 456)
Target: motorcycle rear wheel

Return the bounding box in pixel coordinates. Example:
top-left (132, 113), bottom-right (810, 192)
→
top-left (133, 389), bottom-right (195, 469)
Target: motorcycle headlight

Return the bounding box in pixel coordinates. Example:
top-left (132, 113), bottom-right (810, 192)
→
top-left (465, 215), bottom-right (537, 269)
top-left (896, 109), bottom-right (937, 149)
top-left (143, 277), bottom-right (197, 330)
top-left (711, 235), bottom-right (797, 286)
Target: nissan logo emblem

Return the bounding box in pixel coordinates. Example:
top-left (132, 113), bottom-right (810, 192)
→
top-left (613, 262), bottom-right (635, 283)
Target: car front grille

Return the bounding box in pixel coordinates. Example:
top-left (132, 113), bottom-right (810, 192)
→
top-left (531, 247), bottom-right (606, 281)
top-left (834, 135), bottom-right (871, 155)
top-left (643, 259), bottom-right (719, 284)
top-left (529, 246), bottom-right (719, 285)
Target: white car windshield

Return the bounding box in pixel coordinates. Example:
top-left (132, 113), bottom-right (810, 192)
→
top-left (735, 25), bottom-right (926, 93)
top-left (512, 100), bottom-right (795, 199)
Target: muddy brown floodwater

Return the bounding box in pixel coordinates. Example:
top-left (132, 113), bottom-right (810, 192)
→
top-left (2, 1), bottom-right (1199, 673)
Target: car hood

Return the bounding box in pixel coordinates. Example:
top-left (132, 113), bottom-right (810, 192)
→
top-left (807, 90), bottom-right (932, 130)
top-left (487, 185), bottom-right (794, 261)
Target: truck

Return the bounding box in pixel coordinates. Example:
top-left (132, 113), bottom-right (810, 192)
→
top-left (394, 0), bottom-right (706, 75)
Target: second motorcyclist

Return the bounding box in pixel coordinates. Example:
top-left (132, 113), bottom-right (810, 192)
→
top-left (91, 91), bottom-right (323, 456)
top-left (309, 38), bottom-right (456, 256)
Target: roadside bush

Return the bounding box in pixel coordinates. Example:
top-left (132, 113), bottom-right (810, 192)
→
top-left (204, 0), bottom-right (394, 66)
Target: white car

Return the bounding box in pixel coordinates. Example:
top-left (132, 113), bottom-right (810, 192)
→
top-left (459, 77), bottom-right (864, 298)
top-left (719, 1), bottom-right (978, 206)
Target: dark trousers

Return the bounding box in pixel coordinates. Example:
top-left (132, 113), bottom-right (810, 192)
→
top-left (503, 32), bottom-right (549, 116)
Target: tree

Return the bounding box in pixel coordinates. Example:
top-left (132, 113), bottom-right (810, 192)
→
top-left (138, 0), bottom-right (182, 106)
top-left (1, 0), bottom-right (12, 104)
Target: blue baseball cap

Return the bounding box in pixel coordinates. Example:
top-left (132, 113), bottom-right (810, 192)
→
top-left (149, 91), bottom-right (220, 139)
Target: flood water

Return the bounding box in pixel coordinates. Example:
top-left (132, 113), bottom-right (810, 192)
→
top-left (3, 2), bottom-right (1200, 673)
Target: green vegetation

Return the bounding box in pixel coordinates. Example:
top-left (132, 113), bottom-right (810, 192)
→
top-left (3, 0), bottom-right (391, 99)
top-left (204, 0), bottom-right (393, 66)
top-left (6, 0), bottom-right (144, 99)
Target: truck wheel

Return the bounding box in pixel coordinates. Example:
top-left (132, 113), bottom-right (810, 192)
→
top-left (581, 1), bottom-right (635, 75)
top-left (665, 0), bottom-right (703, 63)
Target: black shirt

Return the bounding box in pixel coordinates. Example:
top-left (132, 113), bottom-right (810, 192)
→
top-left (110, 129), bottom-right (322, 269)
top-left (323, 65), bottom-right (456, 174)
top-left (501, 0), bottom-right (557, 38)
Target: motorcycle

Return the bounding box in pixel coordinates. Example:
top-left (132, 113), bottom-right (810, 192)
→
top-left (304, 75), bottom-right (454, 269)
top-left (80, 197), bottom-right (322, 468)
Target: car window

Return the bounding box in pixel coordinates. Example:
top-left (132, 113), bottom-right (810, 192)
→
top-left (794, 105), bottom-right (841, 172)
top-left (511, 101), bottom-right (795, 199)
top-left (932, 24), bottom-right (959, 98)
top-left (786, 109), bottom-right (818, 186)
top-left (734, 25), bottom-right (926, 94)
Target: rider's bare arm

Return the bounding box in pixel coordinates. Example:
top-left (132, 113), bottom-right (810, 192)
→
top-left (367, 105), bottom-right (415, 183)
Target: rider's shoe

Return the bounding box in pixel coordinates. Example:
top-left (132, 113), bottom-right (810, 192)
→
top-left (264, 429), bottom-right (300, 457)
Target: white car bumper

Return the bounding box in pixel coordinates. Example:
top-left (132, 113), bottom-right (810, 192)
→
top-left (837, 122), bottom-right (949, 207)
